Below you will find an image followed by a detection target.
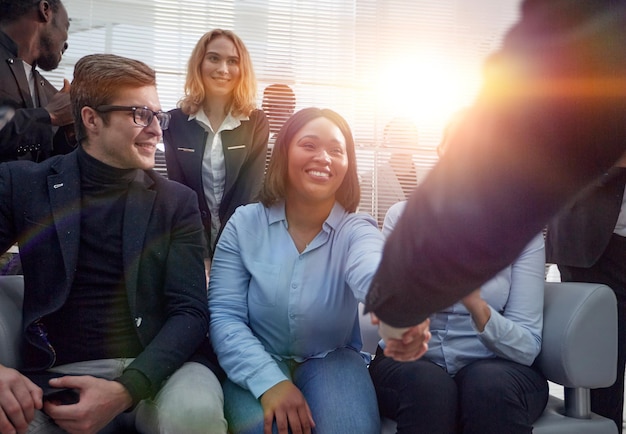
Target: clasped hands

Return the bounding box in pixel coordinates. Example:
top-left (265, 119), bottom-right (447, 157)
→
top-left (371, 287), bottom-right (488, 362)
top-left (371, 314), bottom-right (431, 362)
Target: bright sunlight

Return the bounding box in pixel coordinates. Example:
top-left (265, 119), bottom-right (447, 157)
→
top-left (375, 53), bottom-right (482, 137)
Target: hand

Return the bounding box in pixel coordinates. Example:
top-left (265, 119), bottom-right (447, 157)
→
top-left (259, 380), bottom-right (315, 434)
top-left (615, 151), bottom-right (626, 168)
top-left (43, 375), bottom-right (132, 434)
top-left (0, 365), bottom-right (42, 434)
top-left (371, 314), bottom-right (431, 362)
top-left (461, 288), bottom-right (491, 332)
top-left (46, 79), bottom-right (73, 126)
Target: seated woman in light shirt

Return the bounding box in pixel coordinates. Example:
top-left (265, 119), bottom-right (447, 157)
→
top-left (208, 108), bottom-right (429, 434)
top-left (369, 199), bottom-right (548, 434)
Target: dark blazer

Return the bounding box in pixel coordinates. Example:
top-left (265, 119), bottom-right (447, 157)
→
top-left (546, 168), bottom-right (626, 268)
top-left (0, 150), bottom-right (219, 396)
top-left (0, 30), bottom-right (75, 163)
top-left (365, 0), bottom-right (626, 327)
top-left (163, 108), bottom-right (269, 253)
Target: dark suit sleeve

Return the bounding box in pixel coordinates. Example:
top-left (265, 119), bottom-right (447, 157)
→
top-left (365, 0), bottom-right (626, 326)
top-left (0, 107), bottom-right (55, 160)
top-left (119, 185), bottom-right (211, 402)
top-left (0, 163), bottom-right (17, 252)
top-left (546, 169), bottom-right (626, 268)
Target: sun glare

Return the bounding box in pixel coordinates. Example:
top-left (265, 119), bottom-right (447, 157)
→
top-left (375, 55), bottom-right (481, 132)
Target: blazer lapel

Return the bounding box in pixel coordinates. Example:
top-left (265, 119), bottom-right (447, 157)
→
top-left (6, 58), bottom-right (34, 108)
top-left (33, 70), bottom-right (49, 107)
top-left (122, 171), bottom-right (156, 314)
top-left (222, 129), bottom-right (248, 194)
top-left (48, 153), bottom-right (81, 282)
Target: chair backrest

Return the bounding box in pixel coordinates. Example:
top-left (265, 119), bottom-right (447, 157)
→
top-left (0, 275), bottom-right (24, 368)
top-left (536, 282), bottom-right (617, 389)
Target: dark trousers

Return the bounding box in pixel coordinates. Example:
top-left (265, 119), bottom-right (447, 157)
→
top-left (369, 348), bottom-right (548, 434)
top-left (559, 233), bottom-right (626, 434)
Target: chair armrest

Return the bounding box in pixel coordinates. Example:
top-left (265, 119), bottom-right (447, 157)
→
top-left (536, 282), bottom-right (617, 388)
top-left (0, 275), bottom-right (24, 368)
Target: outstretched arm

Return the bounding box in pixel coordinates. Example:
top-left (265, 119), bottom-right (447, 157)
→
top-left (366, 0), bottom-right (626, 326)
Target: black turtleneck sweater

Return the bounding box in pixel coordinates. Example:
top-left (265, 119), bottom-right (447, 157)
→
top-left (44, 146), bottom-right (143, 365)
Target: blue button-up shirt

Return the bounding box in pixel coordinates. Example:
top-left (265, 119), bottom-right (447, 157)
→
top-left (209, 201), bottom-right (384, 398)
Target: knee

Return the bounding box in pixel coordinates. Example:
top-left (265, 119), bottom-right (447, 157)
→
top-left (373, 358), bottom-right (454, 402)
top-left (156, 363), bottom-right (227, 434)
top-left (458, 361), bottom-right (504, 402)
top-left (371, 358), bottom-right (457, 420)
top-left (457, 360), bottom-right (526, 412)
top-left (157, 389), bottom-right (227, 434)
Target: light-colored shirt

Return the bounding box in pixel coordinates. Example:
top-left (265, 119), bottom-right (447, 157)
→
top-left (382, 200), bottom-right (545, 375)
top-left (192, 109), bottom-right (248, 246)
top-left (22, 61), bottom-right (37, 106)
top-left (209, 201), bottom-right (384, 398)
top-left (613, 187), bottom-right (626, 237)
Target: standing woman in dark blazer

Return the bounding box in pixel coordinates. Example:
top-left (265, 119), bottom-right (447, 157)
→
top-left (164, 29), bottom-right (269, 273)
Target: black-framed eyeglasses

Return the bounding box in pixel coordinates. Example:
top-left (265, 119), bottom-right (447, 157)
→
top-left (95, 105), bottom-right (171, 130)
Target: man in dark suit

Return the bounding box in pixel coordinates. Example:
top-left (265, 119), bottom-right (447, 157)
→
top-left (546, 160), bottom-right (626, 432)
top-left (0, 53), bottom-right (226, 434)
top-left (1, 0), bottom-right (77, 276)
top-left (0, 0), bottom-right (76, 163)
top-left (364, 0), bottom-right (626, 363)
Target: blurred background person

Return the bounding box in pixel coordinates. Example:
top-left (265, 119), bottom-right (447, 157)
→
top-left (360, 117), bottom-right (422, 228)
top-left (262, 83), bottom-right (296, 140)
top-left (261, 83), bottom-right (296, 173)
top-left (163, 29), bottom-right (269, 276)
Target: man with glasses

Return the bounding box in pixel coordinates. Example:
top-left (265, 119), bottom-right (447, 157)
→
top-left (0, 53), bottom-right (227, 434)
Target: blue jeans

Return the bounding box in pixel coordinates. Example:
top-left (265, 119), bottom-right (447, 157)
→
top-left (369, 350), bottom-right (548, 434)
top-left (223, 347), bottom-right (380, 434)
top-left (26, 359), bottom-right (227, 434)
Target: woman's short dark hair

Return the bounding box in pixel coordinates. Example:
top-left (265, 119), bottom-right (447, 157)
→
top-left (260, 107), bottom-right (361, 212)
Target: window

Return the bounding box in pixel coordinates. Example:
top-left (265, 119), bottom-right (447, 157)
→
top-left (54, 0), bottom-right (520, 219)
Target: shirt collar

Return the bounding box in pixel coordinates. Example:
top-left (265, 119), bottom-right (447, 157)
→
top-left (189, 108), bottom-right (249, 133)
top-left (268, 200), bottom-right (347, 232)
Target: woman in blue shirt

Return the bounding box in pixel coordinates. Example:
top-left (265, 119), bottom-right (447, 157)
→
top-left (370, 200), bottom-right (549, 434)
top-left (209, 107), bottom-right (401, 433)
